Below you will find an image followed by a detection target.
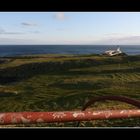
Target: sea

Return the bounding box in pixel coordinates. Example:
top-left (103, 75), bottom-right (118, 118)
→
top-left (0, 45), bottom-right (140, 57)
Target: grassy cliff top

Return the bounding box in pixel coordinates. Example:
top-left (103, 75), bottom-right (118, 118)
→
top-left (0, 54), bottom-right (140, 127)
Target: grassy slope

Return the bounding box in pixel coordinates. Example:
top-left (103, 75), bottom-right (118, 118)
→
top-left (0, 54), bottom-right (140, 127)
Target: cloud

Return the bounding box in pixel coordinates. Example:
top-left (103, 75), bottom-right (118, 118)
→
top-left (29, 31), bottom-right (40, 34)
top-left (21, 22), bottom-right (38, 27)
top-left (56, 28), bottom-right (67, 31)
top-left (103, 33), bottom-right (126, 38)
top-left (54, 12), bottom-right (67, 20)
top-left (118, 35), bottom-right (140, 41)
top-left (0, 28), bottom-right (23, 35)
top-left (93, 35), bottom-right (140, 45)
top-left (0, 27), bottom-right (40, 35)
top-left (0, 37), bottom-right (43, 45)
top-left (59, 34), bottom-right (140, 45)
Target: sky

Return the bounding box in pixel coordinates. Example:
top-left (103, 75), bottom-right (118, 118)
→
top-left (1, 12), bottom-right (140, 45)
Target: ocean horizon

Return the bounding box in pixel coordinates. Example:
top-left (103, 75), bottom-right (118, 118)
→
top-left (0, 45), bottom-right (140, 57)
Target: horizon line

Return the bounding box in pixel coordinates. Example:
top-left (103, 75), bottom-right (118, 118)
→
top-left (0, 44), bottom-right (140, 46)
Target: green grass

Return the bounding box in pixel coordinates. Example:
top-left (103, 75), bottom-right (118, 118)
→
top-left (0, 54), bottom-right (140, 127)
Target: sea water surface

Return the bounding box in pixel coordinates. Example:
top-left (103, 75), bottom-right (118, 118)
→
top-left (0, 45), bottom-right (140, 57)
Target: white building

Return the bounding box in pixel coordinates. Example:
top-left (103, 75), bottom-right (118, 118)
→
top-left (104, 47), bottom-right (122, 56)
